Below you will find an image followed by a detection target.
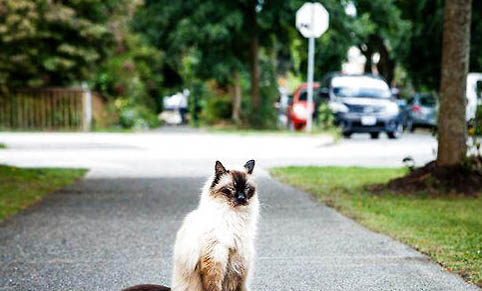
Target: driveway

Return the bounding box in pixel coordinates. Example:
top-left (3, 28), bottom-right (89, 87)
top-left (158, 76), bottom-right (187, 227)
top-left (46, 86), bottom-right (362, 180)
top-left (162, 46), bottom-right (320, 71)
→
top-left (0, 131), bottom-right (476, 290)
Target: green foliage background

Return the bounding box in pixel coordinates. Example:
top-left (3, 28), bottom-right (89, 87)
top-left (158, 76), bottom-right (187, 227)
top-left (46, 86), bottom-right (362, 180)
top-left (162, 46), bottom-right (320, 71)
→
top-left (0, 0), bottom-right (480, 129)
top-left (0, 0), bottom-right (115, 90)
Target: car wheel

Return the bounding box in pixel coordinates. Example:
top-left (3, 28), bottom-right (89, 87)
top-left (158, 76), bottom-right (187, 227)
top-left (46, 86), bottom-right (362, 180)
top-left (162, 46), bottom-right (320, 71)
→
top-left (388, 123), bottom-right (403, 139)
top-left (343, 132), bottom-right (352, 138)
top-left (370, 132), bottom-right (380, 139)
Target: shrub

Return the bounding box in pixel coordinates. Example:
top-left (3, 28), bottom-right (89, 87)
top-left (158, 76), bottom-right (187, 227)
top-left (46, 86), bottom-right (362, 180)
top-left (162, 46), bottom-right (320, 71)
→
top-left (115, 98), bottom-right (160, 129)
top-left (201, 94), bottom-right (233, 125)
top-left (92, 31), bottom-right (163, 130)
top-left (243, 60), bottom-right (278, 129)
top-left (316, 102), bottom-right (336, 130)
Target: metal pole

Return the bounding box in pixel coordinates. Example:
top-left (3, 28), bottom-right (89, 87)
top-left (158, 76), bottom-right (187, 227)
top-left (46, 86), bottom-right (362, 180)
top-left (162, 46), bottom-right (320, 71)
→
top-left (306, 36), bottom-right (315, 132)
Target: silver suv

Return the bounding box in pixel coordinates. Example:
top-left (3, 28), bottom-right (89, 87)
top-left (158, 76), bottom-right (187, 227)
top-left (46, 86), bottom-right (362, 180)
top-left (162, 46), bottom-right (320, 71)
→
top-left (320, 74), bottom-right (402, 139)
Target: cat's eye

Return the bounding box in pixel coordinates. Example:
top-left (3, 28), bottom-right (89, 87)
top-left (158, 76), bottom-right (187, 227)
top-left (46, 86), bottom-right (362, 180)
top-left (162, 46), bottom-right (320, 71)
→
top-left (221, 187), bottom-right (232, 195)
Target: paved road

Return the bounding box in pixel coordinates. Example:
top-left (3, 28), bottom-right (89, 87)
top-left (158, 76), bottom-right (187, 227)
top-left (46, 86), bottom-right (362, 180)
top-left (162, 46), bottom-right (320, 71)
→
top-left (0, 131), bottom-right (477, 290)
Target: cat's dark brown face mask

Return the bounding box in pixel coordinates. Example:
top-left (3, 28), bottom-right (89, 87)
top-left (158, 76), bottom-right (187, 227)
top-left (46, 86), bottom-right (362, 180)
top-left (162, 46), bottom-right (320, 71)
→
top-left (210, 160), bottom-right (256, 207)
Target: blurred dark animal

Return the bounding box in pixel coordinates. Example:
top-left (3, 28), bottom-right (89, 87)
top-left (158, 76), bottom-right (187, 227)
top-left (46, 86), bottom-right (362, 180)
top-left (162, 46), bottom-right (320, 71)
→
top-left (122, 284), bottom-right (170, 291)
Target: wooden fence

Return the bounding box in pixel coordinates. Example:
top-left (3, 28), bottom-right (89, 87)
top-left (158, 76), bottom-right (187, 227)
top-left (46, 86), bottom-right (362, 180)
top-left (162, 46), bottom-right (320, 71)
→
top-left (0, 88), bottom-right (91, 131)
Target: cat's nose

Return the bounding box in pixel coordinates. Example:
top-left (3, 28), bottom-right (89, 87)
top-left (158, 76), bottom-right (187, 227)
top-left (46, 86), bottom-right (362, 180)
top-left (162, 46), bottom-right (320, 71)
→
top-left (236, 193), bottom-right (247, 202)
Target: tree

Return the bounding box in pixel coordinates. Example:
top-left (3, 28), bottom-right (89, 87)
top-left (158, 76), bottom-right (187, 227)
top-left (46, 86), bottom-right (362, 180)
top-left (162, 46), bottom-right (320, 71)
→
top-left (469, 0), bottom-right (482, 73)
top-left (353, 0), bottom-right (411, 85)
top-left (91, 0), bottom-right (164, 128)
top-left (396, 0), bottom-right (444, 91)
top-left (133, 0), bottom-right (357, 127)
top-left (437, 0), bottom-right (472, 166)
top-left (244, 0), bottom-right (260, 120)
top-left (0, 0), bottom-right (116, 91)
top-left (135, 0), bottom-right (270, 125)
top-left (397, 0), bottom-right (481, 91)
top-left (133, 0), bottom-right (247, 120)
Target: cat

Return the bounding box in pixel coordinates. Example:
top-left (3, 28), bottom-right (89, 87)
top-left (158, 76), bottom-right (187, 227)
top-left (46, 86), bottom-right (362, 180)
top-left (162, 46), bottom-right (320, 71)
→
top-left (122, 160), bottom-right (259, 291)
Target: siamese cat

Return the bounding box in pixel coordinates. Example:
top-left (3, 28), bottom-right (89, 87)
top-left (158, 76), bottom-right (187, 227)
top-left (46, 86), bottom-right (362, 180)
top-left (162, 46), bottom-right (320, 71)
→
top-left (123, 160), bottom-right (259, 291)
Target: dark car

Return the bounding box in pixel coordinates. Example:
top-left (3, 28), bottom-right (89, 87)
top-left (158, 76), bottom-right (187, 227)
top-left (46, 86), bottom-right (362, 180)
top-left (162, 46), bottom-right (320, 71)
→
top-left (321, 74), bottom-right (403, 139)
top-left (402, 93), bottom-right (437, 132)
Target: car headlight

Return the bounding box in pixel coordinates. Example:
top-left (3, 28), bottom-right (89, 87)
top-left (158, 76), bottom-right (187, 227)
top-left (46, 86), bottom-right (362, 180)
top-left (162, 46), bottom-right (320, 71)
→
top-left (328, 102), bottom-right (349, 113)
top-left (293, 104), bottom-right (307, 119)
top-left (383, 103), bottom-right (400, 115)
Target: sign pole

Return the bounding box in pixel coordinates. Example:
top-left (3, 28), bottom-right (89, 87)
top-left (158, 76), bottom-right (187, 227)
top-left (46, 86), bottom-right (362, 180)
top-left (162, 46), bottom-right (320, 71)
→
top-left (296, 2), bottom-right (329, 132)
top-left (306, 36), bottom-right (315, 132)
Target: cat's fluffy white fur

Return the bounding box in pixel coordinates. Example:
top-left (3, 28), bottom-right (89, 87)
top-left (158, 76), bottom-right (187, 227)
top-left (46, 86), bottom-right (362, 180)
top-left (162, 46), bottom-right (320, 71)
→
top-left (171, 170), bottom-right (259, 291)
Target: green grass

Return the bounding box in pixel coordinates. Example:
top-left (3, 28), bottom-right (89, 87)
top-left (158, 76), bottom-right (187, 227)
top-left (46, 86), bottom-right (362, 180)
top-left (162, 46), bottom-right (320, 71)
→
top-left (0, 165), bottom-right (87, 222)
top-left (270, 166), bottom-right (482, 287)
top-left (0, 143), bottom-right (6, 149)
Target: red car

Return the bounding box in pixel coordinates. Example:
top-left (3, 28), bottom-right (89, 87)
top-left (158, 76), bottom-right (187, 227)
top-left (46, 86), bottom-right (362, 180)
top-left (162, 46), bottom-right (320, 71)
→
top-left (287, 82), bottom-right (320, 130)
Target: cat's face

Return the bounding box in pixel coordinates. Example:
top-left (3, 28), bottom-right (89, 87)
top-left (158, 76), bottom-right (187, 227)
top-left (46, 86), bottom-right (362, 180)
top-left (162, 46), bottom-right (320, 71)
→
top-left (210, 160), bottom-right (257, 207)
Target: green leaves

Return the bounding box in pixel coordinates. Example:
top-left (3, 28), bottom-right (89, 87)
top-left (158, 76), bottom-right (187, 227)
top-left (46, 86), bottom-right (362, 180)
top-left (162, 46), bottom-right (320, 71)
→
top-left (351, 0), bottom-right (412, 84)
top-left (0, 0), bottom-right (114, 91)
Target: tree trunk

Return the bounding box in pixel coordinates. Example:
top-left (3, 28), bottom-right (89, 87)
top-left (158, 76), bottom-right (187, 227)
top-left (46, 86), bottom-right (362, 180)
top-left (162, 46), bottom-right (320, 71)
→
top-left (249, 35), bottom-right (260, 119)
top-left (232, 71), bottom-right (242, 124)
top-left (247, 3), bottom-right (260, 126)
top-left (377, 42), bottom-right (395, 86)
top-left (437, 0), bottom-right (472, 166)
top-left (359, 45), bottom-right (373, 74)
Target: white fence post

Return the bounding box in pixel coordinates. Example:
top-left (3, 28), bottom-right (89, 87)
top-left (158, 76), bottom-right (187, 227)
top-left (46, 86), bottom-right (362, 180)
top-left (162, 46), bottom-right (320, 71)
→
top-left (82, 83), bottom-right (92, 132)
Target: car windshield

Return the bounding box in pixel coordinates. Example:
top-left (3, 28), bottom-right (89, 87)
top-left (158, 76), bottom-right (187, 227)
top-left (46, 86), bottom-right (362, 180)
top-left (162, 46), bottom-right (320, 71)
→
top-left (420, 96), bottom-right (436, 106)
top-left (333, 87), bottom-right (391, 98)
top-left (299, 89), bottom-right (326, 101)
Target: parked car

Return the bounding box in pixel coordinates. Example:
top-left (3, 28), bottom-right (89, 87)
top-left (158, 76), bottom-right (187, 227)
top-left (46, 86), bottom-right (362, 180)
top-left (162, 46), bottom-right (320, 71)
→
top-left (467, 73), bottom-right (482, 121)
top-left (402, 93), bottom-right (437, 132)
top-left (287, 82), bottom-right (326, 130)
top-left (323, 73), bottom-right (403, 139)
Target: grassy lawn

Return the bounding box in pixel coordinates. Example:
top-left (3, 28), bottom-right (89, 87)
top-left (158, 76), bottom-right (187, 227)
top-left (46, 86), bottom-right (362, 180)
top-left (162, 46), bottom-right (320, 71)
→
top-left (0, 165), bottom-right (87, 222)
top-left (270, 166), bottom-right (482, 287)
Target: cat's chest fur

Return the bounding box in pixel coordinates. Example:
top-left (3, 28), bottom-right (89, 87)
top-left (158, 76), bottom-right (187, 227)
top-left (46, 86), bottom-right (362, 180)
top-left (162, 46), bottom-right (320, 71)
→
top-left (197, 198), bottom-right (258, 261)
top-left (205, 206), bottom-right (256, 246)
top-left (196, 204), bottom-right (257, 290)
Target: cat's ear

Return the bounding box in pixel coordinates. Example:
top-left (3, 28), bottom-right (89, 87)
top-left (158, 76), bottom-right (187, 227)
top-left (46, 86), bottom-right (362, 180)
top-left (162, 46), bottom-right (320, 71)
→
top-left (244, 160), bottom-right (255, 174)
top-left (215, 160), bottom-right (227, 177)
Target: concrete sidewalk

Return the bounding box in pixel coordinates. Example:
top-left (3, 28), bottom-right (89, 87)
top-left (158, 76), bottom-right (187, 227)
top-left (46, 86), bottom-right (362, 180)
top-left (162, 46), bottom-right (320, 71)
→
top-left (0, 132), bottom-right (476, 290)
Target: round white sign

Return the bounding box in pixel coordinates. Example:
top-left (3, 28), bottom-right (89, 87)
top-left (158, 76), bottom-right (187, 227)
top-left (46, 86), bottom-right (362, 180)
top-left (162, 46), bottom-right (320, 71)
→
top-left (296, 2), bottom-right (329, 38)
